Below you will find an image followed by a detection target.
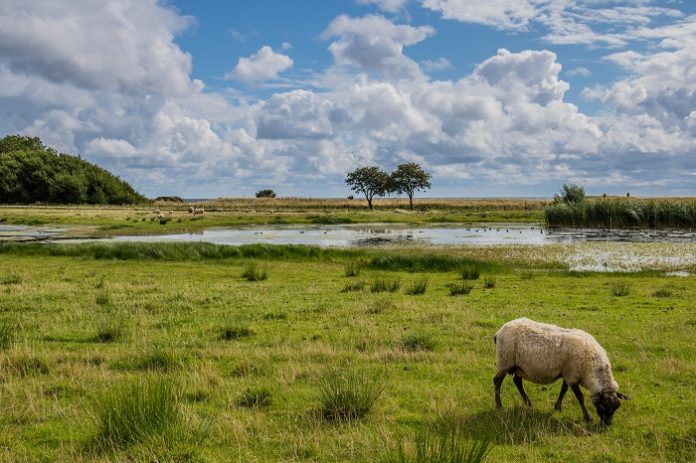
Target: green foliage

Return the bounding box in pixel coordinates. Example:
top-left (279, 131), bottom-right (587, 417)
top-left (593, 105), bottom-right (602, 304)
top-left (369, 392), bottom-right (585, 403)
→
top-left (389, 162), bottom-right (432, 209)
top-left (236, 387), bottom-right (273, 408)
top-left (255, 189), bottom-right (276, 198)
top-left (370, 277), bottom-right (401, 293)
top-left (461, 265), bottom-right (481, 280)
top-left (0, 135), bottom-right (145, 204)
top-left (449, 283), bottom-right (473, 296)
top-left (316, 364), bottom-right (384, 421)
top-left (401, 334), bottom-right (435, 352)
top-left (345, 166), bottom-right (390, 210)
top-left (344, 262), bottom-right (361, 277)
top-left (384, 429), bottom-right (491, 463)
top-left (610, 281), bottom-right (630, 297)
top-left (92, 375), bottom-right (183, 449)
top-left (405, 278), bottom-right (428, 295)
top-left (242, 263), bottom-right (268, 281)
top-left (554, 184), bottom-right (586, 205)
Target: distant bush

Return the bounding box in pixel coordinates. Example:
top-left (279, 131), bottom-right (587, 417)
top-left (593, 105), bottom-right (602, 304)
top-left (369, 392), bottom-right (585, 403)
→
top-left (255, 189), bottom-right (276, 198)
top-left (0, 135), bottom-right (145, 204)
top-left (154, 196), bottom-right (184, 203)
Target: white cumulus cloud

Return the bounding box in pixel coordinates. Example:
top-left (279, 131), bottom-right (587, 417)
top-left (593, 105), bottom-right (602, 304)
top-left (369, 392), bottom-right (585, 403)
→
top-left (228, 46), bottom-right (293, 82)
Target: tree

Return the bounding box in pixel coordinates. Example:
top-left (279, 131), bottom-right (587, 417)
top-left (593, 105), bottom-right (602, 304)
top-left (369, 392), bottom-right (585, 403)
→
top-left (555, 184), bottom-right (585, 205)
top-left (255, 189), bottom-right (276, 198)
top-left (345, 166), bottom-right (389, 210)
top-left (389, 162), bottom-right (432, 210)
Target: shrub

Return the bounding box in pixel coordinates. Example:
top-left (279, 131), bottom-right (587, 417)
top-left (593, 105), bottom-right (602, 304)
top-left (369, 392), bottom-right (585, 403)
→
top-left (384, 429), bottom-right (491, 463)
top-left (460, 265), bottom-right (480, 280)
top-left (449, 283), bottom-right (473, 296)
top-left (342, 280), bottom-right (366, 292)
top-left (401, 334), bottom-right (435, 352)
top-left (242, 264), bottom-right (267, 282)
top-left (344, 262), bottom-right (361, 277)
top-left (317, 364), bottom-right (384, 421)
top-left (219, 325), bottom-right (253, 341)
top-left (236, 387), bottom-right (272, 408)
top-left (370, 277), bottom-right (401, 293)
top-left (610, 281), bottom-right (630, 297)
top-left (405, 278), bottom-right (428, 295)
top-left (93, 375), bottom-right (183, 449)
top-left (483, 277), bottom-right (496, 289)
top-left (255, 189), bottom-right (276, 198)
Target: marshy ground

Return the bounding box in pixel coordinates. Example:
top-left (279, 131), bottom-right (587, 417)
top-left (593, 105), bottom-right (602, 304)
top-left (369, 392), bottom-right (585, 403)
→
top-left (0, 242), bottom-right (694, 461)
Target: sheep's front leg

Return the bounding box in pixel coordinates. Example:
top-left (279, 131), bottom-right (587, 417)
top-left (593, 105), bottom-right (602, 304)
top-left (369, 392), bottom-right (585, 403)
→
top-left (513, 374), bottom-right (532, 407)
top-left (493, 371), bottom-right (506, 409)
top-left (570, 384), bottom-right (592, 422)
top-left (554, 381), bottom-right (568, 412)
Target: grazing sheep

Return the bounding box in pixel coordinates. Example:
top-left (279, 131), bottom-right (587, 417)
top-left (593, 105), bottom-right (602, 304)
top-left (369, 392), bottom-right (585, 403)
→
top-left (493, 318), bottom-right (628, 425)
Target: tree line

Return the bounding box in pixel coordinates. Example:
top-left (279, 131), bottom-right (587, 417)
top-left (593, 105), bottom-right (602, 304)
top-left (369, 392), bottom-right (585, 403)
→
top-left (346, 162), bottom-right (432, 210)
top-left (0, 135), bottom-right (145, 204)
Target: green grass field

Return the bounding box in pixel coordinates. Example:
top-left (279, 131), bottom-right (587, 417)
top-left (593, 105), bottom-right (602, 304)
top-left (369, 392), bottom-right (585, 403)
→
top-left (0, 243), bottom-right (694, 462)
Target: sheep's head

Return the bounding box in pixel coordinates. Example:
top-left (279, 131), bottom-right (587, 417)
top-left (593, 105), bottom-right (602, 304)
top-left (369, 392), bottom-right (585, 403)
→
top-left (592, 390), bottom-right (629, 425)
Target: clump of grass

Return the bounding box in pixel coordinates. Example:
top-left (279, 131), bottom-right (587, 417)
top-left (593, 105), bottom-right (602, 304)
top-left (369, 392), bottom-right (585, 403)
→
top-left (316, 364), bottom-right (384, 421)
top-left (242, 263), bottom-right (268, 281)
top-left (0, 273), bottom-right (22, 285)
top-left (219, 325), bottom-right (253, 341)
top-left (405, 278), bottom-right (428, 295)
top-left (92, 374), bottom-right (183, 449)
top-left (460, 265), bottom-right (481, 280)
top-left (0, 318), bottom-right (19, 349)
top-left (136, 346), bottom-right (181, 372)
top-left (385, 429), bottom-right (492, 463)
top-left (236, 386), bottom-right (272, 408)
top-left (95, 290), bottom-right (110, 306)
top-left (449, 283), bottom-right (473, 296)
top-left (366, 299), bottom-right (395, 314)
top-left (652, 287), bottom-right (673, 298)
top-left (518, 270), bottom-right (535, 280)
top-left (344, 262), bottom-right (361, 277)
top-left (3, 354), bottom-right (50, 377)
top-left (401, 334), bottom-right (436, 352)
top-left (610, 281), bottom-right (630, 297)
top-left (230, 362), bottom-right (257, 377)
top-left (342, 280), bottom-right (366, 292)
top-left (370, 277), bottom-right (401, 293)
top-left (483, 277), bottom-right (496, 289)
top-left (95, 316), bottom-right (125, 343)
top-left (263, 312), bottom-right (287, 320)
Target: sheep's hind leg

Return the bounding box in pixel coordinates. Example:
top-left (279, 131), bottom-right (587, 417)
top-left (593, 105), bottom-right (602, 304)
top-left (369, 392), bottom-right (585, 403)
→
top-left (493, 371), bottom-right (506, 409)
top-left (554, 381), bottom-right (569, 412)
top-left (512, 374), bottom-right (532, 407)
top-left (570, 384), bottom-right (592, 422)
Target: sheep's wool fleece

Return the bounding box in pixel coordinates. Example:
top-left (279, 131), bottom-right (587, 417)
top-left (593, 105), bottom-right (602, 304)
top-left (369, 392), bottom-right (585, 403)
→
top-left (495, 318), bottom-right (618, 393)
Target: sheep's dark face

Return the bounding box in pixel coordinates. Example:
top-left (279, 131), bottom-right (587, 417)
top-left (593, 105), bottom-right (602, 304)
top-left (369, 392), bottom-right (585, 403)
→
top-left (592, 391), bottom-right (622, 426)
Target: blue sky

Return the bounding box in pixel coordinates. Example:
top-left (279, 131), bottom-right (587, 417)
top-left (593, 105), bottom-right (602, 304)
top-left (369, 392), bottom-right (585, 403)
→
top-left (1, 0), bottom-right (695, 198)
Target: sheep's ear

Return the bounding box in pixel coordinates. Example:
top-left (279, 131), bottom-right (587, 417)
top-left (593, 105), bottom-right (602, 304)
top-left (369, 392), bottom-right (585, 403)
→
top-left (617, 392), bottom-right (630, 400)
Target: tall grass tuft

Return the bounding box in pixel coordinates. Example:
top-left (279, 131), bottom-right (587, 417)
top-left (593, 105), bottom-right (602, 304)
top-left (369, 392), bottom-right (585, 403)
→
top-left (384, 429), bottom-right (491, 463)
top-left (242, 263), bottom-right (268, 281)
top-left (370, 277), bottom-right (401, 293)
top-left (0, 273), bottom-right (22, 285)
top-left (219, 325), bottom-right (253, 341)
top-left (371, 255), bottom-right (497, 274)
top-left (401, 334), bottom-right (436, 352)
top-left (0, 318), bottom-right (19, 350)
top-left (136, 346), bottom-right (182, 372)
top-left (483, 277), bottom-right (496, 289)
top-left (449, 283), bottom-right (473, 296)
top-left (95, 315), bottom-right (125, 343)
top-left (316, 364), bottom-right (384, 421)
top-left (236, 386), bottom-right (272, 408)
top-left (344, 262), bottom-right (361, 277)
top-left (610, 281), bottom-right (630, 297)
top-left (460, 265), bottom-right (481, 280)
top-left (405, 278), bottom-right (428, 295)
top-left (93, 374), bottom-right (183, 449)
top-left (341, 280), bottom-right (366, 292)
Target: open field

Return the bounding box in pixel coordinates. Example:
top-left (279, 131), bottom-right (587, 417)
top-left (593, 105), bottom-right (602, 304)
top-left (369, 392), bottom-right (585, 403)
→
top-left (0, 199), bottom-right (547, 237)
top-left (1, 242), bottom-right (694, 462)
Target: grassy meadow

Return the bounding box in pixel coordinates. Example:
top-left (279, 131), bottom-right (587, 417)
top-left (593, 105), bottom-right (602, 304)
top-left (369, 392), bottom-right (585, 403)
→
top-left (0, 242), bottom-right (694, 462)
top-left (0, 198), bottom-right (546, 238)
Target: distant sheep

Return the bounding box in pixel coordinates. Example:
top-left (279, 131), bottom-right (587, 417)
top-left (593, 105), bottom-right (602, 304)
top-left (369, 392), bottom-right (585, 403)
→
top-left (493, 318), bottom-right (628, 425)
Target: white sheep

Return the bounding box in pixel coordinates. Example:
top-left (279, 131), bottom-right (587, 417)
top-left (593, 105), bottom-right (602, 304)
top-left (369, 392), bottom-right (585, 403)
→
top-left (493, 318), bottom-right (628, 425)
